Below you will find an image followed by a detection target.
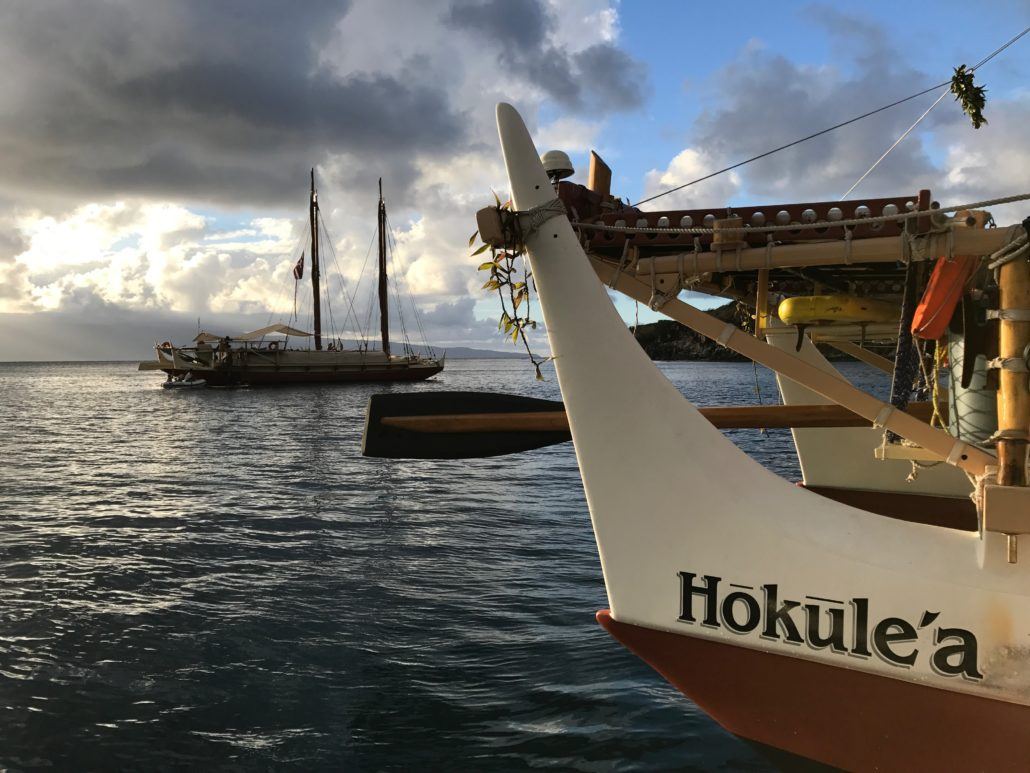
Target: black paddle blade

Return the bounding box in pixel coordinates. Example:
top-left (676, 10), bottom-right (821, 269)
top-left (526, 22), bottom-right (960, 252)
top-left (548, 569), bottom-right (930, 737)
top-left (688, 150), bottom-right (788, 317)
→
top-left (361, 391), bottom-right (570, 459)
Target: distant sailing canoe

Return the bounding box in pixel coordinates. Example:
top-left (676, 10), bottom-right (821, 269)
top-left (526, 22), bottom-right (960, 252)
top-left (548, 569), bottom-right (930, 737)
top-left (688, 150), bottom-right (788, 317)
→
top-left (140, 173), bottom-right (443, 386)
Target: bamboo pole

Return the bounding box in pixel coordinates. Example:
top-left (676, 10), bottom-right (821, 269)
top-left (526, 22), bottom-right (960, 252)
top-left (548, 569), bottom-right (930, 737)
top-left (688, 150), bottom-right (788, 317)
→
top-left (633, 226), bottom-right (1014, 278)
top-left (590, 256), bottom-right (995, 476)
top-left (996, 256), bottom-right (1030, 486)
top-left (381, 402), bottom-right (940, 434)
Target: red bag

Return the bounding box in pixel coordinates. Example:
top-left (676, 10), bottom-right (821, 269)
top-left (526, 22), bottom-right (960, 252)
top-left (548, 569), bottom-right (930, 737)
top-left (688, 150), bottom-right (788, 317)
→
top-left (911, 255), bottom-right (979, 340)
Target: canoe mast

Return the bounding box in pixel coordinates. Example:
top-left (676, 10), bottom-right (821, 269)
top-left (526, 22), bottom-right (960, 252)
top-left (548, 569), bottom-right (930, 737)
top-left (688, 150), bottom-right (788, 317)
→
top-left (378, 178), bottom-right (391, 358)
top-left (309, 172), bottom-right (393, 357)
top-left (310, 168), bottom-right (322, 351)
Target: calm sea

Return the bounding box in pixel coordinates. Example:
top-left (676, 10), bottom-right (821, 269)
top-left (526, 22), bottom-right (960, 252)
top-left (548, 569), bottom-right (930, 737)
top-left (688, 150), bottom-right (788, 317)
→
top-left (0, 359), bottom-right (883, 770)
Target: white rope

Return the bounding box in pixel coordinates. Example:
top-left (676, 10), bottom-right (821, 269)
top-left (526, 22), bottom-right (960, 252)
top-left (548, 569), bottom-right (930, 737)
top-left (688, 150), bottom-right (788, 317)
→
top-left (988, 241), bottom-right (1029, 270)
top-left (840, 89), bottom-right (950, 200)
top-left (517, 198), bottom-right (566, 236)
top-left (572, 192), bottom-right (1030, 236)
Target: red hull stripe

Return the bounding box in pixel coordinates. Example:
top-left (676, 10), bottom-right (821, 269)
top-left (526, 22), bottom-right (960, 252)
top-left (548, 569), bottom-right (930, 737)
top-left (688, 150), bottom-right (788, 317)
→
top-left (596, 609), bottom-right (1030, 771)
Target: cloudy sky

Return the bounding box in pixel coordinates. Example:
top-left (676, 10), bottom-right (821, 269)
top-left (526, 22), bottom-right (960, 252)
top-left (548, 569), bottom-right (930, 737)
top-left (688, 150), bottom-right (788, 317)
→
top-left (1, 0), bottom-right (1028, 359)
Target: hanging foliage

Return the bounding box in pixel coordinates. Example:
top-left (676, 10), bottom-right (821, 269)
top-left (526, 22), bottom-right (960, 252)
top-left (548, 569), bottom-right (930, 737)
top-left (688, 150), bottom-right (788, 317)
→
top-left (950, 65), bottom-right (988, 129)
top-left (469, 193), bottom-right (553, 380)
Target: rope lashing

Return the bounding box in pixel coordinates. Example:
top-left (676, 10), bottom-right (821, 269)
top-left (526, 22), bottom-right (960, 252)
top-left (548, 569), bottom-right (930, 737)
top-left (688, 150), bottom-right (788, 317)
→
top-left (516, 198), bottom-right (567, 238)
top-left (986, 356), bottom-right (1030, 373)
top-left (988, 241), bottom-right (1029, 270)
top-left (986, 222), bottom-right (1029, 269)
top-left (987, 309), bottom-right (1030, 322)
top-left (571, 192), bottom-right (1030, 236)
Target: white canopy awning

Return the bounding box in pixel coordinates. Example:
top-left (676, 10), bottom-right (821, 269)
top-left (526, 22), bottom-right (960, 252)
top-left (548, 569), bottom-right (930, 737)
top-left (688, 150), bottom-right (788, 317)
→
top-left (193, 331), bottom-right (222, 343)
top-left (236, 323), bottom-right (313, 341)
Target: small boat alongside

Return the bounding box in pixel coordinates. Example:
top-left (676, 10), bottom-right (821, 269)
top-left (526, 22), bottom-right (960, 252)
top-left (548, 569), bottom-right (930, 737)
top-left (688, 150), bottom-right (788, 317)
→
top-left (139, 173), bottom-right (443, 387)
top-left (161, 373), bottom-right (207, 390)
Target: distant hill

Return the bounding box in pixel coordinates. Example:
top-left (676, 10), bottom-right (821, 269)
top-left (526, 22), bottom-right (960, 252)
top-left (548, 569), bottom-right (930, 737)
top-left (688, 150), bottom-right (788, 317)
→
top-left (629, 301), bottom-right (858, 362)
top-left (431, 346), bottom-right (524, 359)
top-left (630, 302), bottom-right (748, 361)
top-left (0, 310), bottom-right (529, 362)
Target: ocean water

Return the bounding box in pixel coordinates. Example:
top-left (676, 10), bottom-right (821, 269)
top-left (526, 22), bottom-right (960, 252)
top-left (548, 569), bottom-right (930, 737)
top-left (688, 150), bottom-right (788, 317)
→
top-left (0, 359), bottom-right (881, 771)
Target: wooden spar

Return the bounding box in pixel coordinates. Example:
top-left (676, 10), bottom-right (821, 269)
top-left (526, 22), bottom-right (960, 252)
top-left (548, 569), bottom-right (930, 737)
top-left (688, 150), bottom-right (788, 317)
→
top-left (310, 168), bottom-right (322, 351)
top-left (590, 255), bottom-right (995, 476)
top-left (996, 254), bottom-right (1030, 486)
top-left (826, 341), bottom-right (895, 375)
top-left (633, 226), bottom-right (1015, 277)
top-left (587, 151), bottom-right (612, 198)
top-left (381, 401), bottom-right (941, 434)
top-left (755, 268), bottom-right (769, 338)
top-left (378, 178), bottom-right (391, 358)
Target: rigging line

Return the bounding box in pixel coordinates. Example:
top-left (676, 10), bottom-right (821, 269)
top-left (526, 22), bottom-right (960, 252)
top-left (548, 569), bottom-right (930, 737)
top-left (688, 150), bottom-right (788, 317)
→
top-left (383, 218), bottom-right (412, 351)
top-left (318, 215), bottom-right (349, 343)
top-left (264, 236), bottom-right (306, 328)
top-left (386, 230), bottom-right (431, 353)
top-left (631, 24), bottom-right (1030, 209)
top-left (384, 213), bottom-right (432, 352)
top-left (318, 224), bottom-right (340, 344)
top-left (316, 213), bottom-right (348, 331)
top-left (317, 210), bottom-right (365, 340)
top-left (840, 88), bottom-right (950, 200)
top-left (351, 228), bottom-right (379, 346)
top-left (362, 268), bottom-right (378, 349)
top-left (385, 214), bottom-right (434, 354)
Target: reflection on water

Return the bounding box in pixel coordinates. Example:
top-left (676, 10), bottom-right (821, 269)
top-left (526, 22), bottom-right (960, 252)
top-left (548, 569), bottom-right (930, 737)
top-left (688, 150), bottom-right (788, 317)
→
top-left (0, 359), bottom-right (884, 769)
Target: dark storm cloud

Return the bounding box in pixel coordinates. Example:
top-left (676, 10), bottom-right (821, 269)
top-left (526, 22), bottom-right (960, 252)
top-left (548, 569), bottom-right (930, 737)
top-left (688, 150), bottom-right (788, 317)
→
top-left (0, 0), bottom-right (466, 208)
top-left (446, 0), bottom-right (647, 112)
top-left (448, 0), bottom-right (548, 47)
top-left (687, 6), bottom-right (967, 202)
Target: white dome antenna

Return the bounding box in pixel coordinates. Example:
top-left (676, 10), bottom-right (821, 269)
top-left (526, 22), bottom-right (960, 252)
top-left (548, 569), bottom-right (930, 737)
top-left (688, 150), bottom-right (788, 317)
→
top-left (540, 150), bottom-right (574, 185)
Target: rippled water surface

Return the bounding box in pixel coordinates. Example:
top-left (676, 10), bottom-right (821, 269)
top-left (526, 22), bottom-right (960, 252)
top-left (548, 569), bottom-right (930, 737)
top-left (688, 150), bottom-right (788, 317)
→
top-left (0, 359), bottom-right (882, 770)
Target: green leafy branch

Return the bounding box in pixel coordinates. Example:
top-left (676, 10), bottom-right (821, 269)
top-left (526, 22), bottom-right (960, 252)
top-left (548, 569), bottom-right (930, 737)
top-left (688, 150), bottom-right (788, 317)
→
top-left (469, 193), bottom-right (553, 380)
top-left (950, 64), bottom-right (988, 129)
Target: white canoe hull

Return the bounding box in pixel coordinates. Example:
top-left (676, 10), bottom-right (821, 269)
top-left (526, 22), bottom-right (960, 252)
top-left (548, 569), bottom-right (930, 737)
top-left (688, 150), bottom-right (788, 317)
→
top-left (495, 102), bottom-right (1029, 766)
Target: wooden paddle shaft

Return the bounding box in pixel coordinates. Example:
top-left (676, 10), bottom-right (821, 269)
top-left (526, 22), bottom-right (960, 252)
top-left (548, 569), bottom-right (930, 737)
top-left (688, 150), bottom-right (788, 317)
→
top-left (382, 402), bottom-right (939, 434)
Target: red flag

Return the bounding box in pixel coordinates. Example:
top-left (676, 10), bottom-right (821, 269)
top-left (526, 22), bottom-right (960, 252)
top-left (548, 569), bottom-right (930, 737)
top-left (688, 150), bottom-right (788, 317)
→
top-left (293, 252), bottom-right (304, 280)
